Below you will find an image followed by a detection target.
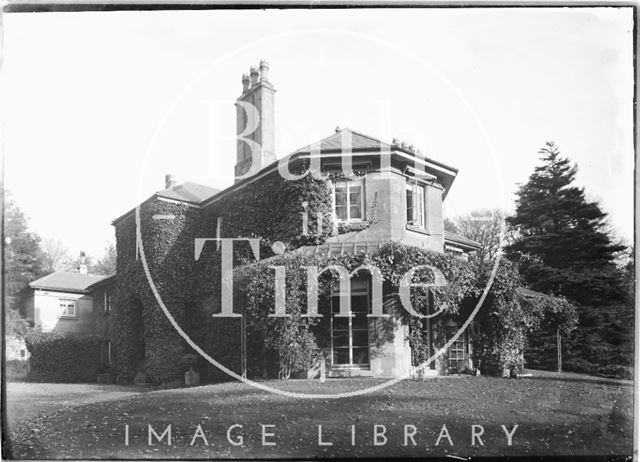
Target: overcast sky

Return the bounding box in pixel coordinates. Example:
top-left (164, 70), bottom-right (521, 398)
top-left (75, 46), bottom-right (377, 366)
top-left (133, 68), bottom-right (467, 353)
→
top-left (2, 7), bottom-right (634, 259)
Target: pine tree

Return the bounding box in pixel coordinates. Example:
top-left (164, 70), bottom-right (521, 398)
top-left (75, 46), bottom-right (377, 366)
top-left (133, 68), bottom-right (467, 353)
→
top-left (506, 142), bottom-right (630, 377)
top-left (507, 142), bottom-right (626, 305)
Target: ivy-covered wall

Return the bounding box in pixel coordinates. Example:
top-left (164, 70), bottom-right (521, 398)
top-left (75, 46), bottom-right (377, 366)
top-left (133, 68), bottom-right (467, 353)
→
top-left (114, 199), bottom-right (201, 383)
top-left (113, 171), bottom-right (334, 384)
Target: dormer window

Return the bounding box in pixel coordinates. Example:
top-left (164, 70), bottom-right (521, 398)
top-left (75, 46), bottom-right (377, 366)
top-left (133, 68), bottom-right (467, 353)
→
top-left (334, 180), bottom-right (364, 221)
top-left (406, 181), bottom-right (426, 229)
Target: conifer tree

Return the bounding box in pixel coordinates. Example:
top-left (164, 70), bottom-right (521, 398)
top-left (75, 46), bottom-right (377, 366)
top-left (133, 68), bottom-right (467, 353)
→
top-left (507, 142), bottom-right (625, 305)
top-left (506, 143), bottom-right (631, 377)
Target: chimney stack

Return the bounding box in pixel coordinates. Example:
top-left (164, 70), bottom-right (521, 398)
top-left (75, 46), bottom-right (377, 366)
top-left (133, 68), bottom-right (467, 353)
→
top-left (165, 174), bottom-right (177, 189)
top-left (241, 73), bottom-right (250, 93)
top-left (249, 66), bottom-right (259, 86)
top-left (259, 59), bottom-right (270, 82)
top-left (234, 60), bottom-right (276, 182)
top-left (78, 251), bottom-right (88, 275)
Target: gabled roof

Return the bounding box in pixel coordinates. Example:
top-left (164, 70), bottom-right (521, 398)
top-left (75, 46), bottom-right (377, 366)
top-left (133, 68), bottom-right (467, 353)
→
top-left (156, 182), bottom-right (220, 204)
top-left (444, 230), bottom-right (482, 251)
top-left (29, 272), bottom-right (110, 294)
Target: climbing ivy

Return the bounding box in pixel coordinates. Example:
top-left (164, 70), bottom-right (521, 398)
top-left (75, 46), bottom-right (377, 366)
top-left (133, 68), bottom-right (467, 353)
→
top-left (468, 259), bottom-right (578, 376)
top-left (113, 170), bottom-right (334, 384)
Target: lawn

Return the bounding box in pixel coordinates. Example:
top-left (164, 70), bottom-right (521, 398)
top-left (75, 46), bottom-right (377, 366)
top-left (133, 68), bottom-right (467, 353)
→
top-left (4, 375), bottom-right (633, 459)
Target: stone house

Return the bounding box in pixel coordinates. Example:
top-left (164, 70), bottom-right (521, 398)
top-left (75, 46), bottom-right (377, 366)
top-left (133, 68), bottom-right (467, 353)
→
top-left (111, 60), bottom-right (481, 383)
top-left (22, 269), bottom-right (117, 372)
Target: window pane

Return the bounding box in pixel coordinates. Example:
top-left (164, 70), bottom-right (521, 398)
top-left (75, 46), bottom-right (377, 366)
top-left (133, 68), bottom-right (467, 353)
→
top-left (352, 348), bottom-right (369, 364)
top-left (352, 316), bottom-right (368, 330)
top-left (416, 187), bottom-right (425, 227)
top-left (333, 348), bottom-right (350, 365)
top-left (351, 295), bottom-right (368, 313)
top-left (335, 205), bottom-right (347, 220)
top-left (333, 332), bottom-right (349, 348)
top-left (351, 278), bottom-right (367, 292)
top-left (406, 189), bottom-right (414, 223)
top-left (353, 331), bottom-right (368, 347)
top-left (349, 187), bottom-right (361, 204)
top-left (349, 205), bottom-right (362, 219)
top-left (333, 318), bottom-right (349, 330)
top-left (335, 190), bottom-right (347, 206)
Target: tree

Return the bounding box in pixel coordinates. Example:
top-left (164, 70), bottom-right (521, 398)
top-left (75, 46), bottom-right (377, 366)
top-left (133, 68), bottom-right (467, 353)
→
top-left (443, 217), bottom-right (458, 234)
top-left (3, 190), bottom-right (46, 310)
top-left (506, 142), bottom-right (630, 377)
top-left (42, 237), bottom-right (73, 273)
top-left (453, 209), bottom-right (512, 268)
top-left (92, 242), bottom-right (116, 275)
top-left (506, 142), bottom-right (626, 305)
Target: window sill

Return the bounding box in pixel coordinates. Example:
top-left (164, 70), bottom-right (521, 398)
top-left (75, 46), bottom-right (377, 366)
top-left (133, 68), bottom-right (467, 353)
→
top-left (58, 316), bottom-right (78, 321)
top-left (406, 224), bottom-right (430, 236)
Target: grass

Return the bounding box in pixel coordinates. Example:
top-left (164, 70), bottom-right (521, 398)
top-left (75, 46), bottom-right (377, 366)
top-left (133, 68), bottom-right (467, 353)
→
top-left (4, 375), bottom-right (633, 459)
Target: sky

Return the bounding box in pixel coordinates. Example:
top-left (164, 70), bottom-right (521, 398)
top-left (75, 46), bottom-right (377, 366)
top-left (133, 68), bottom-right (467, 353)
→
top-left (2, 7), bottom-right (634, 259)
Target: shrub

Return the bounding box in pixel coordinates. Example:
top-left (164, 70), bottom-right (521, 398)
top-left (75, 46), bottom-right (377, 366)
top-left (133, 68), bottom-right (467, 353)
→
top-left (563, 357), bottom-right (598, 375)
top-left (25, 331), bottom-right (102, 383)
top-left (596, 364), bottom-right (633, 380)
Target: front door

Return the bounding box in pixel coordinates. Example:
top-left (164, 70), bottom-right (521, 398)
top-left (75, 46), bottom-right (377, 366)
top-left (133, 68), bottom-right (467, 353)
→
top-left (330, 277), bottom-right (370, 368)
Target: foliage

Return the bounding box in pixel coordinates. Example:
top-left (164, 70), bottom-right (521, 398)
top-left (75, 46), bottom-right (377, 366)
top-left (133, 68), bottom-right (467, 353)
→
top-left (453, 209), bottom-right (513, 268)
top-left (41, 237), bottom-right (73, 273)
top-left (443, 217), bottom-right (458, 234)
top-left (201, 169), bottom-right (334, 256)
top-left (469, 259), bottom-right (577, 376)
top-left (235, 241), bottom-right (477, 379)
top-left (25, 331), bottom-right (102, 382)
top-left (114, 199), bottom-right (198, 384)
top-left (506, 142), bottom-right (626, 305)
top-left (506, 142), bottom-right (631, 377)
top-left (6, 308), bottom-right (31, 338)
top-left (112, 170), bottom-right (333, 384)
top-left (92, 242), bottom-right (117, 275)
top-left (4, 190), bottom-right (46, 309)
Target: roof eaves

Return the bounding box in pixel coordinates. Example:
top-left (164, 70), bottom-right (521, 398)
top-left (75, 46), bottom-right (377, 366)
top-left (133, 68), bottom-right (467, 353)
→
top-left (30, 285), bottom-right (90, 294)
top-left (86, 274), bottom-right (116, 291)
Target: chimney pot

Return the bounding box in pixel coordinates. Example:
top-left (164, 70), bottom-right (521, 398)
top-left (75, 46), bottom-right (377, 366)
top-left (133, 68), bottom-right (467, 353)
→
top-left (78, 251), bottom-right (88, 274)
top-left (242, 73), bottom-right (250, 92)
top-left (259, 59), bottom-right (270, 82)
top-left (165, 174), bottom-right (177, 189)
top-left (335, 125), bottom-right (341, 133)
top-left (249, 66), bottom-right (259, 85)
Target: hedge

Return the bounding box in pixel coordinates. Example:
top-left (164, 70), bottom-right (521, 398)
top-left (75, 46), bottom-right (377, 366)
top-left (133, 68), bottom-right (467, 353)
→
top-left (25, 331), bottom-right (102, 383)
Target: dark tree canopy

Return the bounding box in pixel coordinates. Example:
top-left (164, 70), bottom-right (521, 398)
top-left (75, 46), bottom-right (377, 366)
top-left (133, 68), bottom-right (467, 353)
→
top-left (91, 242), bottom-right (116, 275)
top-left (4, 190), bottom-right (46, 309)
top-left (506, 142), bottom-right (626, 306)
top-left (506, 143), bottom-right (632, 378)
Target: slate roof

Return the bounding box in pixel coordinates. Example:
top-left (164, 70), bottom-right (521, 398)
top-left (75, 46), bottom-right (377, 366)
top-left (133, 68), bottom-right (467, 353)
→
top-left (29, 272), bottom-right (110, 294)
top-left (156, 182), bottom-right (220, 204)
top-left (444, 230), bottom-right (482, 250)
top-left (292, 128), bottom-right (393, 154)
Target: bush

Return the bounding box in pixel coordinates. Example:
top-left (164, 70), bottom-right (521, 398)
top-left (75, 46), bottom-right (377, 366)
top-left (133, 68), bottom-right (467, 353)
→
top-left (25, 331), bottom-right (102, 382)
top-left (563, 357), bottom-right (598, 375)
top-left (596, 364), bottom-right (633, 380)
